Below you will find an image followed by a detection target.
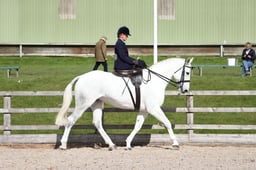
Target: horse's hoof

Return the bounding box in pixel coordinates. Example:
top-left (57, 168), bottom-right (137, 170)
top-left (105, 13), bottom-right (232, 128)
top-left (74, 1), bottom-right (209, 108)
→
top-left (125, 147), bottom-right (132, 151)
top-left (172, 145), bottom-right (180, 150)
top-left (94, 143), bottom-right (102, 149)
top-left (108, 145), bottom-right (116, 151)
top-left (59, 145), bottom-right (67, 150)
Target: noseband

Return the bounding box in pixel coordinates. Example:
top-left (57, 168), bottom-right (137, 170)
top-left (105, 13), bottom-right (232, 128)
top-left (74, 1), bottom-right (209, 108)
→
top-left (146, 62), bottom-right (191, 89)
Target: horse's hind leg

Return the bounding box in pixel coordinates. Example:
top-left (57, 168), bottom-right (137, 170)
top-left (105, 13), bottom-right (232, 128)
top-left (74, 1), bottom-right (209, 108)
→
top-left (60, 120), bottom-right (73, 149)
top-left (148, 106), bottom-right (179, 148)
top-left (91, 100), bottom-right (116, 150)
top-left (60, 100), bottom-right (94, 150)
top-left (125, 112), bottom-right (148, 150)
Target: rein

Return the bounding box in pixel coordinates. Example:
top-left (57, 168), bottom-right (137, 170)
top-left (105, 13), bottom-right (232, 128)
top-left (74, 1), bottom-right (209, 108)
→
top-left (145, 63), bottom-right (191, 88)
top-left (145, 69), bottom-right (178, 87)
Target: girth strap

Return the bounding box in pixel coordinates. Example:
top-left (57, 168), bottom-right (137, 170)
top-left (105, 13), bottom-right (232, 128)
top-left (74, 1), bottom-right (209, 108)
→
top-left (135, 87), bottom-right (140, 111)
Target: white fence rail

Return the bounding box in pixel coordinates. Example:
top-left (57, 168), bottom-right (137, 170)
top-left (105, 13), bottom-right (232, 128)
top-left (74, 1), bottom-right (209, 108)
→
top-left (0, 90), bottom-right (256, 145)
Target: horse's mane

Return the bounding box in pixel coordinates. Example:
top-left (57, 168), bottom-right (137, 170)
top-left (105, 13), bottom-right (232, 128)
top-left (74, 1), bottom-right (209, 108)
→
top-left (149, 58), bottom-right (185, 71)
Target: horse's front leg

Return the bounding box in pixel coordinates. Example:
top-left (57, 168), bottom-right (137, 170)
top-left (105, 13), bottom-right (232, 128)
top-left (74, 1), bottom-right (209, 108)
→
top-left (91, 101), bottom-right (116, 150)
top-left (125, 112), bottom-right (148, 150)
top-left (148, 106), bottom-right (179, 149)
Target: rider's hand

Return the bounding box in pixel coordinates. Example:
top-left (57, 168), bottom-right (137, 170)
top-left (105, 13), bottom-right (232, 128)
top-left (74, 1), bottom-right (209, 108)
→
top-left (138, 59), bottom-right (147, 68)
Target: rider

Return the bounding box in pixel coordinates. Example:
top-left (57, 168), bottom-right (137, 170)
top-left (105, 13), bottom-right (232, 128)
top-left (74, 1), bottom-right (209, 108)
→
top-left (114, 26), bottom-right (147, 70)
top-left (114, 26), bottom-right (147, 111)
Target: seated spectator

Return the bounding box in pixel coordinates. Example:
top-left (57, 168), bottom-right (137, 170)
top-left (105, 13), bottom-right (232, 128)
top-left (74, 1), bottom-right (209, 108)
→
top-left (242, 42), bottom-right (255, 76)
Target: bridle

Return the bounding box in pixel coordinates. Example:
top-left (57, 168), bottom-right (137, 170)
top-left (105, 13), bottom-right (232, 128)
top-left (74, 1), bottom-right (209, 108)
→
top-left (145, 61), bottom-right (192, 90)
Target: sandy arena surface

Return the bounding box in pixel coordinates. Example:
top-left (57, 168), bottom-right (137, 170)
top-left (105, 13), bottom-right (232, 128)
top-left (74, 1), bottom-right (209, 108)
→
top-left (0, 144), bottom-right (255, 170)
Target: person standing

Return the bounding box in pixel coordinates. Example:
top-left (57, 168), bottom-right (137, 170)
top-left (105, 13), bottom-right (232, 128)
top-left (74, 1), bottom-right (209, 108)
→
top-left (114, 26), bottom-right (146, 70)
top-left (242, 42), bottom-right (255, 76)
top-left (93, 36), bottom-right (108, 72)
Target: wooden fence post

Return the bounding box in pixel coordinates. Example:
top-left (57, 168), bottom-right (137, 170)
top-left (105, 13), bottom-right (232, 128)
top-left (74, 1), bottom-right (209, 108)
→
top-left (186, 94), bottom-right (194, 141)
top-left (3, 96), bottom-right (11, 135)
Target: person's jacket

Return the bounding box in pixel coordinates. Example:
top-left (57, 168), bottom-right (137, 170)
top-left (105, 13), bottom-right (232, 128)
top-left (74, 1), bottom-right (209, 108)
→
top-left (95, 39), bottom-right (107, 62)
top-left (114, 39), bottom-right (136, 70)
top-left (242, 48), bottom-right (256, 63)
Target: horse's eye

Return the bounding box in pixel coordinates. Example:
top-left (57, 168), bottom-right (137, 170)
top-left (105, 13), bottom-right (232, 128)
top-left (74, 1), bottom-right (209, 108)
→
top-left (186, 72), bottom-right (190, 75)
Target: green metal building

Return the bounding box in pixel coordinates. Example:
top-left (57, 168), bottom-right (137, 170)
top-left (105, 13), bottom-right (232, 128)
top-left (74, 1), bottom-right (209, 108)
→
top-left (0, 0), bottom-right (255, 45)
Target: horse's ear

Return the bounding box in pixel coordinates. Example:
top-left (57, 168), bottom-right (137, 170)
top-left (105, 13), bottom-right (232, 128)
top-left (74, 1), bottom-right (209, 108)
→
top-left (186, 58), bottom-right (194, 64)
top-left (189, 57), bottom-right (194, 64)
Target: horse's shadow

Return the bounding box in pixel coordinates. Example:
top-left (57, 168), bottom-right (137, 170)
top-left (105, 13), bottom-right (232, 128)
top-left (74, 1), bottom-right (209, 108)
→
top-left (54, 133), bottom-right (152, 149)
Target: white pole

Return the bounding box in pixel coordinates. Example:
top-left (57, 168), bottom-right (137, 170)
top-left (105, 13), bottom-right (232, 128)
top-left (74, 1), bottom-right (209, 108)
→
top-left (19, 44), bottom-right (23, 58)
top-left (153, 0), bottom-right (158, 64)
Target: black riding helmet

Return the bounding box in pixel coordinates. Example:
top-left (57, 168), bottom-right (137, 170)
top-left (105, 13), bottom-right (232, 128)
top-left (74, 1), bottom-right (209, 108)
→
top-left (117, 26), bottom-right (131, 37)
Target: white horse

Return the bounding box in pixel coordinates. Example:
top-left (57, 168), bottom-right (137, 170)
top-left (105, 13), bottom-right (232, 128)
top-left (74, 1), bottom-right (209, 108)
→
top-left (55, 58), bottom-right (193, 150)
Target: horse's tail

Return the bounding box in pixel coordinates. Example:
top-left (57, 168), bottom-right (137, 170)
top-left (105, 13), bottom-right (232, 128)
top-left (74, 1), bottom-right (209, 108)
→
top-left (55, 76), bottom-right (80, 126)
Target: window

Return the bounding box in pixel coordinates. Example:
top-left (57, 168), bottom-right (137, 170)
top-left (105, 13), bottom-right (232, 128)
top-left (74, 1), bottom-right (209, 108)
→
top-left (59, 0), bottom-right (76, 20)
top-left (158, 0), bottom-right (175, 20)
